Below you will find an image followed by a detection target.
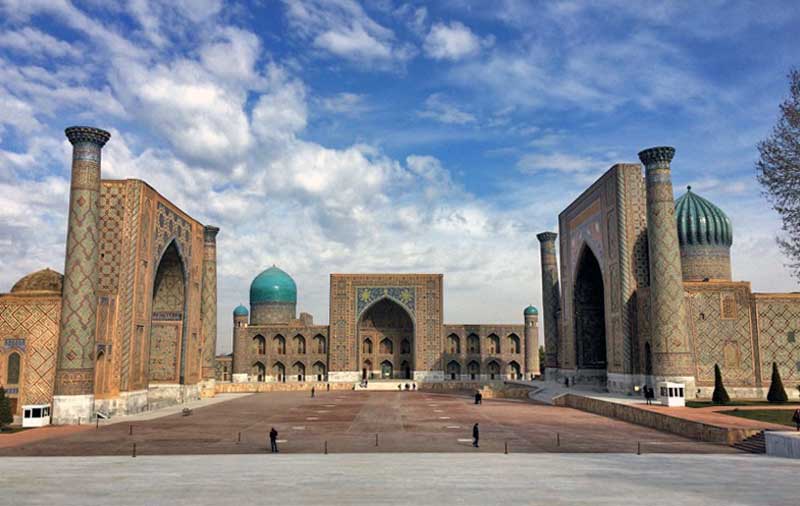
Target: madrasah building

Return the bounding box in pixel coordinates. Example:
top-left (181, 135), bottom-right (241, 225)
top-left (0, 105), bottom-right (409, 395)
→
top-left (537, 146), bottom-right (800, 399)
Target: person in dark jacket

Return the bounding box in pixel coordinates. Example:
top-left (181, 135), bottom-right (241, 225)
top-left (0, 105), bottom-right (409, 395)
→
top-left (472, 423), bottom-right (480, 448)
top-left (792, 408), bottom-right (800, 431)
top-left (311, 386), bottom-right (315, 398)
top-left (269, 427), bottom-right (279, 453)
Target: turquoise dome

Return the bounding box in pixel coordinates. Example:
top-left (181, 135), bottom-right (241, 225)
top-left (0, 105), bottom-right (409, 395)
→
top-left (249, 266), bottom-right (297, 305)
top-left (524, 305), bottom-right (539, 316)
top-left (233, 304), bottom-right (249, 316)
top-left (675, 187), bottom-right (732, 247)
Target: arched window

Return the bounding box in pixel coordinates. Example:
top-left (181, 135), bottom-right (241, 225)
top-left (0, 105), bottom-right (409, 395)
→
top-left (447, 360), bottom-right (461, 380)
top-left (400, 338), bottom-right (411, 354)
top-left (313, 361), bottom-right (326, 381)
top-left (7, 352), bottom-right (20, 384)
top-left (508, 334), bottom-right (521, 354)
top-left (272, 362), bottom-right (285, 382)
top-left (313, 335), bottom-right (326, 354)
top-left (292, 361), bottom-right (305, 382)
top-left (447, 334), bottom-right (460, 354)
top-left (467, 334), bottom-right (480, 354)
top-left (507, 361), bottom-right (521, 379)
top-left (467, 360), bottom-right (480, 380)
top-left (487, 360), bottom-right (501, 380)
top-left (273, 335), bottom-right (286, 354)
top-left (253, 335), bottom-right (266, 355)
top-left (362, 338), bottom-right (373, 354)
top-left (488, 334), bottom-right (500, 354)
top-left (252, 361), bottom-right (266, 382)
top-left (294, 335), bottom-right (306, 354)
top-left (380, 338), bottom-right (393, 354)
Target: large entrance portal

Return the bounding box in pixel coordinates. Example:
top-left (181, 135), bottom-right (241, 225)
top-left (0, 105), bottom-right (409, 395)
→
top-left (358, 298), bottom-right (414, 380)
top-left (573, 246), bottom-right (607, 380)
top-left (149, 241), bottom-right (188, 385)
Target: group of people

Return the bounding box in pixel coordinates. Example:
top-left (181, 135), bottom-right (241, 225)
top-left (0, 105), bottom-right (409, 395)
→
top-left (642, 385), bottom-right (656, 405)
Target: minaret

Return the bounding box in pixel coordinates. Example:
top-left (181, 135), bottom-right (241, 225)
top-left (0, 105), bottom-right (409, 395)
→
top-left (231, 304), bottom-right (249, 382)
top-left (201, 225), bottom-right (220, 380)
top-left (52, 126), bottom-right (110, 424)
top-left (638, 147), bottom-right (695, 388)
top-left (523, 306), bottom-right (540, 379)
top-left (537, 232), bottom-right (560, 375)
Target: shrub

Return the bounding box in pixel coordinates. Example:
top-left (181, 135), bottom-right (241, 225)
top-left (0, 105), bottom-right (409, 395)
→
top-left (767, 362), bottom-right (788, 403)
top-left (711, 364), bottom-right (730, 405)
top-left (0, 387), bottom-right (13, 429)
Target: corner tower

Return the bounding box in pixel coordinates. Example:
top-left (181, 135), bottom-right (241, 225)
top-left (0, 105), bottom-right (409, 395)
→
top-left (201, 226), bottom-right (220, 380)
top-left (675, 187), bottom-right (732, 281)
top-left (638, 146), bottom-right (695, 389)
top-left (53, 126), bottom-right (110, 424)
top-left (523, 305), bottom-right (540, 379)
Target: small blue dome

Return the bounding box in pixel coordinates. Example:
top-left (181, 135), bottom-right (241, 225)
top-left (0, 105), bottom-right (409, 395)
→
top-left (250, 266), bottom-right (297, 305)
top-left (524, 305), bottom-right (539, 316)
top-left (233, 304), bottom-right (249, 317)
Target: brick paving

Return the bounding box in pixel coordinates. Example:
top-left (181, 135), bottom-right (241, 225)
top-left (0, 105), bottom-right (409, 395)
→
top-left (0, 390), bottom-right (739, 456)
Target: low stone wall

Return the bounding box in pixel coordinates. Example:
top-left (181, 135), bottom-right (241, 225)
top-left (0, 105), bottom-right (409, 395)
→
top-left (215, 382), bottom-right (355, 394)
top-left (765, 431), bottom-right (800, 458)
top-left (553, 393), bottom-right (760, 444)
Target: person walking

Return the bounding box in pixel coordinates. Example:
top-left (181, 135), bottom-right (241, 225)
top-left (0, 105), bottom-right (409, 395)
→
top-left (269, 427), bottom-right (279, 453)
top-left (311, 386), bottom-right (315, 398)
top-left (474, 391), bottom-right (480, 405)
top-left (472, 423), bottom-right (480, 448)
top-left (792, 408), bottom-right (800, 431)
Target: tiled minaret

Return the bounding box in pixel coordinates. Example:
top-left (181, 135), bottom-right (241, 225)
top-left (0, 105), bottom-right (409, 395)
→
top-left (537, 232), bottom-right (560, 374)
top-left (53, 126), bottom-right (110, 424)
top-left (523, 306), bottom-right (540, 379)
top-left (638, 147), bottom-right (695, 388)
top-left (201, 226), bottom-right (219, 380)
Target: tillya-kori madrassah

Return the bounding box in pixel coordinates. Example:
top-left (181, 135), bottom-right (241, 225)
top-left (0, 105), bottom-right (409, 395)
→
top-left (1, 127), bottom-right (798, 424)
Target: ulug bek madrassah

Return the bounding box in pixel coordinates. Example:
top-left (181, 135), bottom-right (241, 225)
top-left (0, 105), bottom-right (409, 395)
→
top-left (1, 127), bottom-right (799, 424)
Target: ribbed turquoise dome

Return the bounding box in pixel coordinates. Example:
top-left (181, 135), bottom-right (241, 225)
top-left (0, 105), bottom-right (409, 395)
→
top-left (249, 266), bottom-right (297, 304)
top-left (524, 305), bottom-right (539, 316)
top-left (233, 304), bottom-right (249, 316)
top-left (675, 187), bottom-right (732, 247)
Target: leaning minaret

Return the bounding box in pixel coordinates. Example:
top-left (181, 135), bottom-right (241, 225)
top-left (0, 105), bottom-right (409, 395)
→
top-left (638, 147), bottom-right (695, 390)
top-left (537, 232), bottom-right (560, 377)
top-left (201, 225), bottom-right (220, 381)
top-left (52, 126), bottom-right (110, 424)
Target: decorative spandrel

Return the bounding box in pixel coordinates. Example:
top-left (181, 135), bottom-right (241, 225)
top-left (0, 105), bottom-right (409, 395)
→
top-left (356, 287), bottom-right (416, 319)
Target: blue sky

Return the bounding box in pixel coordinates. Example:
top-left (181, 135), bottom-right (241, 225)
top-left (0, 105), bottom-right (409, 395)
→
top-left (1, 0), bottom-right (799, 352)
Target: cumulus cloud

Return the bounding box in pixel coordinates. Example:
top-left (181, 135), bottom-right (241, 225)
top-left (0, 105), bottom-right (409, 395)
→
top-left (424, 21), bottom-right (488, 60)
top-left (319, 92), bottom-right (369, 116)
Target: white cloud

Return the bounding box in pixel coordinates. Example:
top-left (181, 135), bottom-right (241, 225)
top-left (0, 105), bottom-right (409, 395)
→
top-left (320, 92), bottom-right (369, 116)
top-left (424, 21), bottom-right (488, 60)
top-left (282, 0), bottom-right (414, 67)
top-left (417, 93), bottom-right (476, 124)
top-left (0, 27), bottom-right (80, 58)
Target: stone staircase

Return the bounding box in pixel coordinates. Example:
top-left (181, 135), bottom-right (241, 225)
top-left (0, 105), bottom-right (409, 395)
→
top-left (732, 431), bottom-right (766, 454)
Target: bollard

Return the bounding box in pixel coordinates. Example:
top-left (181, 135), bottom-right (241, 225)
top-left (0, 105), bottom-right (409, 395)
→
top-left (132, 443), bottom-right (136, 458)
top-left (376, 433), bottom-right (379, 447)
top-left (96, 417), bottom-right (99, 429)
top-left (504, 441), bottom-right (508, 454)
top-left (637, 441), bottom-right (641, 455)
top-left (129, 424), bottom-right (133, 436)
top-left (237, 432), bottom-right (241, 444)
top-left (556, 433), bottom-right (560, 447)
top-left (324, 440), bottom-right (328, 455)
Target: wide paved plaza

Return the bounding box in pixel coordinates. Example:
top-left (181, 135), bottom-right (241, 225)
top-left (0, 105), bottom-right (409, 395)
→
top-left (2, 453), bottom-right (798, 506)
top-left (0, 390), bottom-right (736, 456)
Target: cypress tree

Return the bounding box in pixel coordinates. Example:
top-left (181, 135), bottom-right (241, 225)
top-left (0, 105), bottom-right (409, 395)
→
top-left (767, 362), bottom-right (788, 403)
top-left (0, 387), bottom-right (12, 430)
top-left (711, 364), bottom-right (730, 405)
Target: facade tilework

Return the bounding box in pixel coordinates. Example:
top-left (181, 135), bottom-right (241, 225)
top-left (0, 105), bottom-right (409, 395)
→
top-left (756, 297), bottom-right (800, 385)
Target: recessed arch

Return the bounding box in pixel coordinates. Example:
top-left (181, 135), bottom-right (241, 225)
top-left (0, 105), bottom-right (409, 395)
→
top-left (487, 360), bottom-right (501, 380)
top-left (507, 360), bottom-right (521, 380)
top-left (358, 297), bottom-right (414, 379)
top-left (273, 335), bottom-right (286, 354)
top-left (293, 334), bottom-right (306, 354)
top-left (148, 239), bottom-right (188, 384)
top-left (253, 334), bottom-right (266, 355)
top-left (447, 334), bottom-right (461, 354)
top-left (487, 334), bottom-right (500, 354)
top-left (6, 352), bottom-right (21, 384)
top-left (446, 360), bottom-right (461, 380)
top-left (313, 334), bottom-right (326, 354)
top-left (467, 360), bottom-right (480, 380)
top-left (573, 243), bottom-right (607, 372)
top-left (507, 333), bottom-right (521, 354)
top-left (272, 361), bottom-right (285, 382)
top-left (313, 361), bottom-right (326, 381)
top-left (292, 361), bottom-right (305, 382)
top-left (252, 361), bottom-right (266, 382)
top-left (467, 334), bottom-right (480, 354)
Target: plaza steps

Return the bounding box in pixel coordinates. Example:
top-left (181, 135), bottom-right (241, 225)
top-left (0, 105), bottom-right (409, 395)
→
top-left (354, 380), bottom-right (418, 391)
top-left (731, 431), bottom-right (766, 454)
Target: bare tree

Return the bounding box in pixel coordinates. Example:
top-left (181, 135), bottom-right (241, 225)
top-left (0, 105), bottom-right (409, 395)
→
top-left (757, 69), bottom-right (800, 279)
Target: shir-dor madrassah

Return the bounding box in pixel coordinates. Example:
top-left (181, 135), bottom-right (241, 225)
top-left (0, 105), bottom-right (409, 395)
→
top-left (0, 127), bottom-right (798, 424)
